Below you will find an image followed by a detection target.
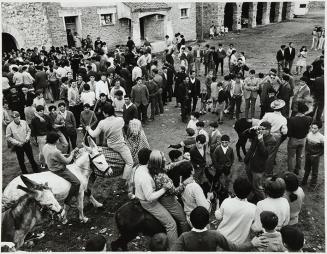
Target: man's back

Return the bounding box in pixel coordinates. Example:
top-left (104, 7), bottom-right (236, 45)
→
top-left (171, 230), bottom-right (252, 251)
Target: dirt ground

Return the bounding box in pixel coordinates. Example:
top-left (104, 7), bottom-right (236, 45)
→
top-left (1, 9), bottom-right (325, 252)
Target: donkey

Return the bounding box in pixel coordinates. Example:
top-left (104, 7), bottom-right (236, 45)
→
top-left (1, 175), bottom-right (62, 249)
top-left (2, 137), bottom-right (111, 224)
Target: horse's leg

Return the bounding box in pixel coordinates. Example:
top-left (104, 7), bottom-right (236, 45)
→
top-left (85, 173), bottom-right (103, 208)
top-left (77, 191), bottom-right (88, 223)
top-left (61, 204), bottom-right (69, 224)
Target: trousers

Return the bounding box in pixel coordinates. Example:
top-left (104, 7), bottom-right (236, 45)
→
top-left (287, 137), bottom-right (306, 174)
top-left (140, 200), bottom-right (178, 248)
top-left (14, 142), bottom-right (39, 174)
top-left (53, 169), bottom-right (80, 204)
top-left (37, 135), bottom-right (47, 164)
top-left (110, 143), bottom-right (133, 180)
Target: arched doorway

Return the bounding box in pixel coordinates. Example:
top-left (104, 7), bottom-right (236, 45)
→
top-left (256, 2), bottom-right (264, 25)
top-left (139, 14), bottom-right (165, 41)
top-left (241, 2), bottom-right (250, 28)
top-left (2, 33), bottom-right (18, 53)
top-left (224, 3), bottom-right (235, 31)
top-left (270, 2), bottom-right (277, 23)
top-left (282, 2), bottom-right (288, 20)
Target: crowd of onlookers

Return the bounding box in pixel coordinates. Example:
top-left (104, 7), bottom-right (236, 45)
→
top-left (2, 29), bottom-right (325, 252)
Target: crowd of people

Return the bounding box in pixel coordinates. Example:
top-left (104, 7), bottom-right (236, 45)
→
top-left (2, 28), bottom-right (325, 252)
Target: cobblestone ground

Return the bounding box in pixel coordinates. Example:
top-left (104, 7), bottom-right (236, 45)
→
top-left (2, 9), bottom-right (324, 252)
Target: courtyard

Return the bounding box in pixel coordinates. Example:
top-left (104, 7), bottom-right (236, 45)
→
top-left (1, 6), bottom-right (325, 252)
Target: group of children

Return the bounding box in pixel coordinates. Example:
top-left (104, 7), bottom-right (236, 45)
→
top-left (209, 24), bottom-right (229, 39)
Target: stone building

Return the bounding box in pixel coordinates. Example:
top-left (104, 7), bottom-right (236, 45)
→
top-left (196, 2), bottom-right (296, 39)
top-left (1, 2), bottom-right (196, 52)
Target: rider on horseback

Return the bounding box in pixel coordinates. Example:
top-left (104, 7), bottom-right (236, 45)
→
top-left (43, 131), bottom-right (80, 206)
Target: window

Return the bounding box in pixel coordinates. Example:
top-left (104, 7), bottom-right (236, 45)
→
top-left (181, 8), bottom-right (189, 18)
top-left (100, 13), bottom-right (115, 26)
top-left (299, 4), bottom-right (306, 8)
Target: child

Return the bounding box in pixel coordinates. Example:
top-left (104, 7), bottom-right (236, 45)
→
top-left (211, 135), bottom-right (234, 190)
top-left (85, 235), bottom-right (107, 251)
top-left (280, 225), bottom-right (304, 252)
top-left (112, 90), bottom-right (125, 117)
top-left (210, 76), bottom-right (218, 113)
top-left (224, 26), bottom-right (228, 34)
top-left (223, 75), bottom-right (232, 114)
top-left (33, 89), bottom-right (46, 109)
top-left (208, 121), bottom-right (222, 155)
top-left (80, 103), bottom-right (98, 144)
top-left (187, 111), bottom-right (200, 132)
top-left (255, 211), bottom-right (284, 252)
top-left (60, 77), bottom-right (69, 104)
top-left (216, 82), bottom-right (226, 124)
top-left (283, 172), bottom-right (305, 225)
top-left (169, 128), bottom-right (196, 154)
top-left (302, 121), bottom-right (324, 189)
top-left (171, 206), bottom-right (266, 251)
top-left (196, 121), bottom-right (209, 146)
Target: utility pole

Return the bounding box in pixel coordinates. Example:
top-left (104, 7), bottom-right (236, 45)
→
top-left (201, 2), bottom-right (204, 41)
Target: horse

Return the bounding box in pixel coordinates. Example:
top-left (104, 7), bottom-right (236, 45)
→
top-left (111, 163), bottom-right (229, 251)
top-left (2, 137), bottom-right (111, 224)
top-left (1, 175), bottom-right (62, 249)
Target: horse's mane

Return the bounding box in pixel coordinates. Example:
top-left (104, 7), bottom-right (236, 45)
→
top-left (3, 194), bottom-right (37, 229)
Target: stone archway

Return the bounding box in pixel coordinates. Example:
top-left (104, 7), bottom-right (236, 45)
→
top-left (224, 2), bottom-right (237, 31)
top-left (256, 2), bottom-right (264, 25)
top-left (139, 13), bottom-right (166, 41)
top-left (241, 2), bottom-right (250, 28)
top-left (2, 33), bottom-right (18, 52)
top-left (2, 23), bottom-right (25, 49)
top-left (282, 2), bottom-right (288, 20)
top-left (270, 2), bottom-right (277, 23)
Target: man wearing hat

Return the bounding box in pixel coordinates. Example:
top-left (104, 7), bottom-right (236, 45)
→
top-left (287, 102), bottom-right (312, 174)
top-left (244, 121), bottom-right (277, 201)
top-left (171, 206), bottom-right (268, 251)
top-left (261, 99), bottom-right (287, 135)
top-left (6, 111), bottom-right (39, 174)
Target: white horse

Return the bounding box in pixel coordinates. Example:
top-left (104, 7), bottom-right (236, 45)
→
top-left (2, 137), bottom-right (112, 223)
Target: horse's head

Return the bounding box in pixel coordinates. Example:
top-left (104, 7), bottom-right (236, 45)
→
top-left (81, 137), bottom-right (112, 177)
top-left (17, 175), bottom-right (62, 214)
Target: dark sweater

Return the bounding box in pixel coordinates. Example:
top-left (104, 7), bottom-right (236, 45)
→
top-left (287, 115), bottom-right (312, 139)
top-left (31, 115), bottom-right (52, 136)
top-left (171, 230), bottom-right (253, 251)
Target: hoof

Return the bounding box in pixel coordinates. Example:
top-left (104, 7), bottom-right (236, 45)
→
top-left (80, 217), bottom-right (89, 223)
top-left (94, 202), bottom-right (103, 208)
top-left (62, 218), bottom-right (68, 225)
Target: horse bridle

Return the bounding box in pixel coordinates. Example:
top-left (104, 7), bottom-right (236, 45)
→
top-left (89, 153), bottom-right (111, 177)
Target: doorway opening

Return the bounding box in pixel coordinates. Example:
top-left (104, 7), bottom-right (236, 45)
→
top-left (224, 3), bottom-right (235, 31)
top-left (270, 2), bottom-right (277, 23)
top-left (241, 2), bottom-right (250, 28)
top-left (2, 33), bottom-right (18, 53)
top-left (256, 2), bottom-right (264, 25)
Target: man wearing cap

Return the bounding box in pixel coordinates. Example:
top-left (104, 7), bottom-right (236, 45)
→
top-left (6, 111), bottom-right (39, 174)
top-left (287, 102), bottom-right (312, 175)
top-left (244, 121), bottom-right (277, 201)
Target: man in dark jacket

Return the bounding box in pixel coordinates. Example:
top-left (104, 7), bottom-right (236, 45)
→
top-left (189, 70), bottom-right (200, 112)
top-left (122, 95), bottom-right (138, 131)
top-left (35, 65), bottom-right (48, 92)
top-left (215, 44), bottom-right (227, 76)
top-left (244, 121), bottom-right (277, 202)
top-left (145, 77), bottom-right (159, 121)
top-left (174, 66), bottom-right (187, 107)
top-left (203, 44), bottom-right (210, 76)
top-left (284, 42), bottom-right (296, 73)
top-left (276, 45), bottom-right (286, 77)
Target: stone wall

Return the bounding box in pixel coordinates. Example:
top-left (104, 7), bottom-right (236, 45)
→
top-left (1, 2), bottom-right (53, 49)
top-left (169, 2), bottom-right (197, 41)
top-left (308, 1), bottom-right (325, 9)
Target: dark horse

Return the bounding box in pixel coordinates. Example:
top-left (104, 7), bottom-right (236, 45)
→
top-left (111, 161), bottom-right (229, 251)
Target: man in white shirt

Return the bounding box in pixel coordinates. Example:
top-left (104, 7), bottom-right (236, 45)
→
top-left (109, 79), bottom-right (126, 101)
top-left (95, 74), bottom-right (110, 100)
top-left (215, 177), bottom-right (256, 244)
top-left (132, 65), bottom-right (142, 82)
top-left (21, 66), bottom-right (35, 87)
